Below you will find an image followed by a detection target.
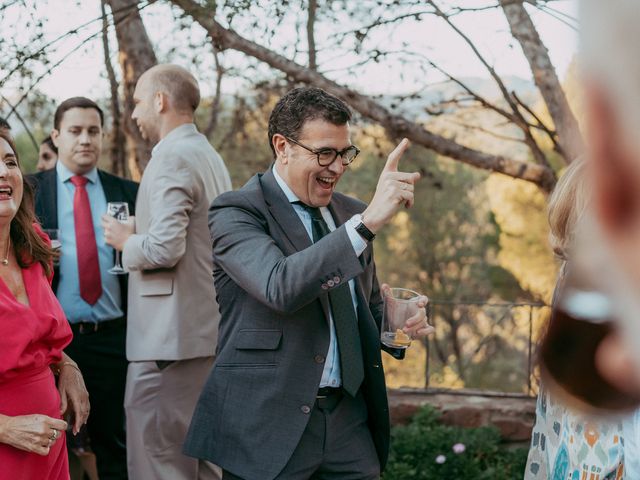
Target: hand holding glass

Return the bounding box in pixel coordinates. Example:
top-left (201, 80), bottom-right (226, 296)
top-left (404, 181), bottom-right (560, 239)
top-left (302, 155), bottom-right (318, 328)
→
top-left (106, 202), bottom-right (129, 275)
top-left (381, 288), bottom-right (426, 349)
top-left (43, 229), bottom-right (61, 267)
top-left (43, 228), bottom-right (61, 250)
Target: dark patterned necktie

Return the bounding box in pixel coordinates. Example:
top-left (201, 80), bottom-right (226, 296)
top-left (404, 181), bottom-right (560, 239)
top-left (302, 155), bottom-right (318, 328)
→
top-left (298, 202), bottom-right (364, 396)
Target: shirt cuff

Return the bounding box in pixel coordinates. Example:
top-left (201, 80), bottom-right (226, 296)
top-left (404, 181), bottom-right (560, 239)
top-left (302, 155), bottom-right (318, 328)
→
top-left (345, 215), bottom-right (368, 257)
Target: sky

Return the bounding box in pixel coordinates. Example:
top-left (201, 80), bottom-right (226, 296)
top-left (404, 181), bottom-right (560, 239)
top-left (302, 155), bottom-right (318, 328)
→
top-left (1, 1), bottom-right (579, 102)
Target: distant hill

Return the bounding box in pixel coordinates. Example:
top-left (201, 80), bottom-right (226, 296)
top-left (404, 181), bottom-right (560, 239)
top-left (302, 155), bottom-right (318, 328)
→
top-left (374, 76), bottom-right (537, 121)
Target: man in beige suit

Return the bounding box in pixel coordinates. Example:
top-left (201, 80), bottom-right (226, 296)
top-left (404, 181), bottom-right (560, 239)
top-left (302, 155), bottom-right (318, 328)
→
top-left (103, 64), bottom-right (231, 480)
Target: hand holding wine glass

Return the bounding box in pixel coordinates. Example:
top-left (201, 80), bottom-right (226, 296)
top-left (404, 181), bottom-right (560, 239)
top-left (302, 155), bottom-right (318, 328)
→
top-left (105, 202), bottom-right (129, 274)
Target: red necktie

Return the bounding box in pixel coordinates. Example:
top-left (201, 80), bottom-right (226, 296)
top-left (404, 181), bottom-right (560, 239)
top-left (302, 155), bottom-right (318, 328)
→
top-left (70, 175), bottom-right (102, 305)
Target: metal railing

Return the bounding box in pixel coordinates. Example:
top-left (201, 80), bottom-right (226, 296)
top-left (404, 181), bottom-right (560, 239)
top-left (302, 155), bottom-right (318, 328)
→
top-left (384, 301), bottom-right (551, 397)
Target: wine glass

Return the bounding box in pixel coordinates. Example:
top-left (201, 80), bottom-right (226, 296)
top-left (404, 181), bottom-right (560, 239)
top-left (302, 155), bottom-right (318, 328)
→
top-left (106, 202), bottom-right (129, 275)
top-left (43, 228), bottom-right (61, 267)
top-left (42, 228), bottom-right (61, 250)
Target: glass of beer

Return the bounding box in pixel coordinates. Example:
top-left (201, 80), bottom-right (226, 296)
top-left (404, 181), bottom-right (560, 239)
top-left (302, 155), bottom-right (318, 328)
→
top-left (380, 288), bottom-right (424, 349)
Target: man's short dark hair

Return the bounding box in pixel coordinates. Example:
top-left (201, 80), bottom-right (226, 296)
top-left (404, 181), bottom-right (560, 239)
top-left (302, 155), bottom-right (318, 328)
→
top-left (41, 135), bottom-right (58, 154)
top-left (267, 87), bottom-right (352, 158)
top-left (0, 116), bottom-right (11, 131)
top-left (53, 97), bottom-right (104, 130)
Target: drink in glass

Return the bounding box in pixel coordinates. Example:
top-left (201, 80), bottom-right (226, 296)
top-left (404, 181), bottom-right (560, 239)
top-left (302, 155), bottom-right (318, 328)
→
top-left (106, 202), bottom-right (129, 275)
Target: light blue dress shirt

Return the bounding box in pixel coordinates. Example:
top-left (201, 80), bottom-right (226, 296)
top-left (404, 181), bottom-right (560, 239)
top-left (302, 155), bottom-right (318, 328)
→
top-left (55, 161), bottom-right (124, 324)
top-left (272, 167), bottom-right (367, 388)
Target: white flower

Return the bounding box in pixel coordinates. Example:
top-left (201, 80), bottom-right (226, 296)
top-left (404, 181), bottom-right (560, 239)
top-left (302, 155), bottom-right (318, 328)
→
top-left (435, 454), bottom-right (446, 464)
top-left (452, 443), bottom-right (466, 454)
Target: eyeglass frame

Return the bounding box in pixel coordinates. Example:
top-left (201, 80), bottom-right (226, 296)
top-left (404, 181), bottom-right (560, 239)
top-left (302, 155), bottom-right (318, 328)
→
top-left (283, 135), bottom-right (361, 167)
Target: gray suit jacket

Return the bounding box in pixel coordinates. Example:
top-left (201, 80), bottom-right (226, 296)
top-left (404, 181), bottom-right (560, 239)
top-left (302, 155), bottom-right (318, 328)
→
top-left (122, 124), bottom-right (232, 361)
top-left (184, 168), bottom-right (402, 479)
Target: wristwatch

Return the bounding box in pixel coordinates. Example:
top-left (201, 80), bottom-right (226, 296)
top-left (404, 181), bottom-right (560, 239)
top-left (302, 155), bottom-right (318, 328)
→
top-left (350, 214), bottom-right (376, 242)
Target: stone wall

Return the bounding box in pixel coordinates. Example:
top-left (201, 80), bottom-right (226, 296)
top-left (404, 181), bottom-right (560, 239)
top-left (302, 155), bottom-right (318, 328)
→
top-left (388, 387), bottom-right (536, 446)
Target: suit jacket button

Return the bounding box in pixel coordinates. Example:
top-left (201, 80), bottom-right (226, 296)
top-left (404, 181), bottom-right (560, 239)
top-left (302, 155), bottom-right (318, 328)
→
top-left (333, 276), bottom-right (340, 284)
top-left (301, 405), bottom-right (311, 414)
top-left (314, 355), bottom-right (325, 364)
top-left (321, 284), bottom-right (329, 290)
top-left (327, 279), bottom-right (335, 287)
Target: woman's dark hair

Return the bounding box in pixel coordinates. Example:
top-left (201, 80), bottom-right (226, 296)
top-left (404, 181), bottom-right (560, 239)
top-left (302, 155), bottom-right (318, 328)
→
top-left (41, 135), bottom-right (58, 154)
top-left (0, 130), bottom-right (54, 276)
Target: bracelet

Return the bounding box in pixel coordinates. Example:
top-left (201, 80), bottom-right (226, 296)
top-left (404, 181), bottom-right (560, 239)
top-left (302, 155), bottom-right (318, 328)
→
top-left (51, 362), bottom-right (81, 376)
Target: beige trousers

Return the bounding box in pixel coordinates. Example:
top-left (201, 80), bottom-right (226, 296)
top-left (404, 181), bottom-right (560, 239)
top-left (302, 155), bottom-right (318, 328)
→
top-left (125, 357), bottom-right (221, 480)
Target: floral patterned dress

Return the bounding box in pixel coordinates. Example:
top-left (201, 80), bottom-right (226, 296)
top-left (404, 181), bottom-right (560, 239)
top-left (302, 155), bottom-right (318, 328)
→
top-left (525, 386), bottom-right (624, 480)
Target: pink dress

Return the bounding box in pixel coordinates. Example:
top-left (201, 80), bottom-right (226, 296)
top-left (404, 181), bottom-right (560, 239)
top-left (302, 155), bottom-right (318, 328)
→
top-left (0, 253), bottom-right (72, 480)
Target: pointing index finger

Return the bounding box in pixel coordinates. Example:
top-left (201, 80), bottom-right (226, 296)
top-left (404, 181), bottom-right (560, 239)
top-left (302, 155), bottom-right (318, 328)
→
top-left (383, 138), bottom-right (410, 173)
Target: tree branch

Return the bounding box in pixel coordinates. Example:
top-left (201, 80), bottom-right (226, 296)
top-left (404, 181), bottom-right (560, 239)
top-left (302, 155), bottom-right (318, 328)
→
top-left (306, 0), bottom-right (317, 71)
top-left (101, 0), bottom-right (126, 176)
top-left (427, 1), bottom-right (550, 170)
top-left (204, 41), bottom-right (224, 139)
top-left (170, 0), bottom-right (557, 191)
top-left (500, 0), bottom-right (583, 162)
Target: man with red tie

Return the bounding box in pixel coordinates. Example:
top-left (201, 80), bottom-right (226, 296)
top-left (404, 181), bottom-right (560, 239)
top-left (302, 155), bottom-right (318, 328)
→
top-left (28, 97), bottom-right (138, 480)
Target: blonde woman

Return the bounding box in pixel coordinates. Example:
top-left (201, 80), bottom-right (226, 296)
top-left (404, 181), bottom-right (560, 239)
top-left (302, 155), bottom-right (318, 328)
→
top-left (525, 159), bottom-right (625, 479)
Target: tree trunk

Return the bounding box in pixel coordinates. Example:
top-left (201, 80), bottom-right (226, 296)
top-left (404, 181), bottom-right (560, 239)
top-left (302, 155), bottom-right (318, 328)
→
top-left (307, 0), bottom-right (317, 71)
top-left (170, 0), bottom-right (557, 192)
top-left (101, 0), bottom-right (127, 177)
top-left (105, 0), bottom-right (157, 178)
top-left (500, 0), bottom-right (583, 162)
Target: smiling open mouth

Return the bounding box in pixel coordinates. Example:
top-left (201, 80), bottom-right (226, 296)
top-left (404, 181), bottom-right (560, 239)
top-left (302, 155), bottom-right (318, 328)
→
top-left (0, 186), bottom-right (13, 199)
top-left (317, 176), bottom-right (336, 189)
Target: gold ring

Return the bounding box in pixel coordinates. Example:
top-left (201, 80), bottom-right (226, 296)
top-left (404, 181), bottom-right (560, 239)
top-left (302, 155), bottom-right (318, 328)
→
top-left (50, 429), bottom-right (58, 441)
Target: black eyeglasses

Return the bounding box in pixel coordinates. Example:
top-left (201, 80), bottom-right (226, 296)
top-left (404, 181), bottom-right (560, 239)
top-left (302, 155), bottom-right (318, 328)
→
top-left (284, 136), bottom-right (360, 167)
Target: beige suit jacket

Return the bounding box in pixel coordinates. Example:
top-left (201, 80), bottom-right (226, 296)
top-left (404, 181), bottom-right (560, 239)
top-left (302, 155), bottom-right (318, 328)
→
top-left (123, 123), bottom-right (232, 361)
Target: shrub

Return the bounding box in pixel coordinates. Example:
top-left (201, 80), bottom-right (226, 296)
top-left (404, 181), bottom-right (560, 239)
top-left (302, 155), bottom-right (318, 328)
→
top-left (383, 405), bottom-right (528, 479)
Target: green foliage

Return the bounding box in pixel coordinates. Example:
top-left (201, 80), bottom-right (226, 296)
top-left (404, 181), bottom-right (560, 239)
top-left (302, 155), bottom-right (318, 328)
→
top-left (384, 405), bottom-right (527, 480)
top-left (14, 132), bottom-right (39, 173)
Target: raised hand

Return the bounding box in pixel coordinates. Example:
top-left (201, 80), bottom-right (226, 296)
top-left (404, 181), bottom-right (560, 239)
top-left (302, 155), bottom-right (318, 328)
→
top-left (361, 138), bottom-right (420, 233)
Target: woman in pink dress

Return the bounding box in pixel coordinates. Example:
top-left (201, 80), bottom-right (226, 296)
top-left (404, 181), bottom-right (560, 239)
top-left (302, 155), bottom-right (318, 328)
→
top-left (0, 130), bottom-right (90, 479)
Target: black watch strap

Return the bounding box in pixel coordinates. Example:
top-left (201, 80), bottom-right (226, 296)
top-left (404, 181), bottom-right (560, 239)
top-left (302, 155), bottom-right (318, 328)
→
top-left (355, 221), bottom-right (376, 242)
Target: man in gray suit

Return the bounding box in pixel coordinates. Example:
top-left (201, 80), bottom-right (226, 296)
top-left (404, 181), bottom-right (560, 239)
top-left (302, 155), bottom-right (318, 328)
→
top-left (184, 87), bottom-right (432, 479)
top-left (103, 64), bottom-right (230, 480)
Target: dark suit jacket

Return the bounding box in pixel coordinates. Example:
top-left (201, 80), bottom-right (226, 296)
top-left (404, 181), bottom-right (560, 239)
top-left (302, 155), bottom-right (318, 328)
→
top-left (27, 168), bottom-right (139, 312)
top-left (184, 168), bottom-right (403, 480)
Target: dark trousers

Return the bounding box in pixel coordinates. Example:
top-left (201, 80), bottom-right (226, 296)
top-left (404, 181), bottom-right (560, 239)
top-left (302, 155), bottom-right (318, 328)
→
top-left (64, 322), bottom-right (128, 480)
top-left (223, 391), bottom-right (380, 480)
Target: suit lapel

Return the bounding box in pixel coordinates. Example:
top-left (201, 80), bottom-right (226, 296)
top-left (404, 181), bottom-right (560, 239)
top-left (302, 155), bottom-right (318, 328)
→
top-left (260, 168), bottom-right (334, 317)
top-left (327, 196), bottom-right (350, 229)
top-left (260, 168), bottom-right (313, 253)
top-left (39, 169), bottom-right (59, 229)
top-left (98, 170), bottom-right (121, 202)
